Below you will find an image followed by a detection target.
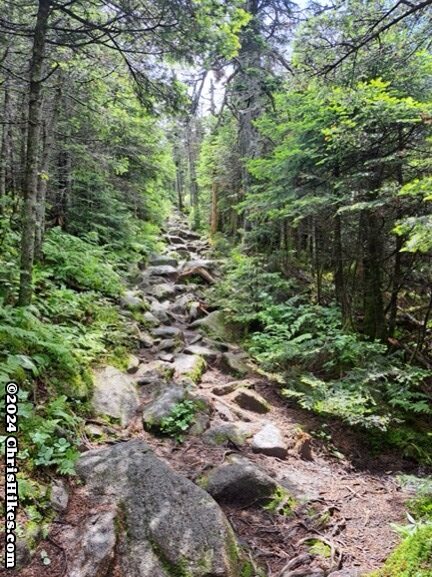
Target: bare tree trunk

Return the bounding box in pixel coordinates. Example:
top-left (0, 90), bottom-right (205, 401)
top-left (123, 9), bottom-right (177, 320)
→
top-left (175, 161), bottom-right (184, 212)
top-left (186, 119), bottom-right (200, 229)
top-left (363, 209), bottom-right (386, 341)
top-left (210, 177), bottom-right (218, 235)
top-left (34, 80), bottom-right (61, 261)
top-left (0, 78), bottom-right (11, 205)
top-left (18, 0), bottom-right (51, 306)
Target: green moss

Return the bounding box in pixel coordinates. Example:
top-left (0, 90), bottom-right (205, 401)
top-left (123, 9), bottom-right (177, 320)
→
top-left (308, 539), bottom-right (332, 558)
top-left (263, 486), bottom-right (296, 517)
top-left (148, 538), bottom-right (194, 577)
top-left (370, 525), bottom-right (432, 577)
top-left (240, 560), bottom-right (255, 577)
top-left (184, 356), bottom-right (207, 384)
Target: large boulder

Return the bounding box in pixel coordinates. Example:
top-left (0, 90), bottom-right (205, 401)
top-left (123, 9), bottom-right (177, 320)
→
top-left (220, 352), bottom-right (250, 377)
top-left (75, 440), bottom-right (252, 577)
top-left (201, 456), bottom-right (279, 505)
top-left (92, 366), bottom-right (139, 426)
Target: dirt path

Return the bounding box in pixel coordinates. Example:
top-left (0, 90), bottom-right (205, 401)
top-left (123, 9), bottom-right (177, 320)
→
top-left (17, 213), bottom-right (419, 577)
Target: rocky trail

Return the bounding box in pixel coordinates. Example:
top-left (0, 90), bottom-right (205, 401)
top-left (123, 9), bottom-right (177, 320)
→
top-left (18, 214), bottom-right (418, 577)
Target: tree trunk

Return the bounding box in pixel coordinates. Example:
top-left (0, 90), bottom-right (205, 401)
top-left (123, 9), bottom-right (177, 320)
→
top-left (18, 0), bottom-right (51, 306)
top-left (0, 78), bottom-right (11, 205)
top-left (363, 209), bottom-right (386, 341)
top-left (210, 177), bottom-right (218, 235)
top-left (34, 80), bottom-right (62, 261)
top-left (186, 120), bottom-right (200, 229)
top-left (333, 212), bottom-right (351, 325)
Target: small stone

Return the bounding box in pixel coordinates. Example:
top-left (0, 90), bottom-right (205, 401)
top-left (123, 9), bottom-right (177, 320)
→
top-left (50, 479), bottom-right (69, 512)
top-left (143, 311), bottom-right (160, 326)
top-left (138, 331), bottom-right (154, 348)
top-left (158, 338), bottom-right (177, 352)
top-left (153, 326), bottom-right (183, 339)
top-left (126, 354), bottom-right (140, 374)
top-left (149, 301), bottom-right (170, 323)
top-left (85, 423), bottom-right (105, 438)
top-left (189, 412), bottom-right (211, 436)
top-left (202, 456), bottom-right (278, 505)
top-left (233, 389), bottom-right (271, 414)
top-left (158, 353), bottom-right (174, 362)
top-left (147, 282), bottom-right (176, 300)
top-left (202, 422), bottom-right (254, 446)
top-left (142, 385), bottom-right (186, 428)
top-left (173, 353), bottom-right (207, 383)
top-left (221, 352), bottom-right (249, 376)
top-left (212, 380), bottom-right (252, 396)
top-left (184, 344), bottom-right (219, 362)
top-left (146, 265), bottom-right (179, 280)
top-left (120, 291), bottom-right (145, 310)
top-left (149, 255), bottom-right (178, 268)
top-left (251, 423), bottom-right (287, 459)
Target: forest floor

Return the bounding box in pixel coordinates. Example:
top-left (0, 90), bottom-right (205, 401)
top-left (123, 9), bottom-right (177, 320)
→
top-left (15, 213), bottom-right (426, 577)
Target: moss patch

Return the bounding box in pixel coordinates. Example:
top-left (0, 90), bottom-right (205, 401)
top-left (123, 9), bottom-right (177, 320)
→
top-left (184, 356), bottom-right (207, 384)
top-left (263, 486), bottom-right (296, 517)
top-left (370, 525), bottom-right (432, 577)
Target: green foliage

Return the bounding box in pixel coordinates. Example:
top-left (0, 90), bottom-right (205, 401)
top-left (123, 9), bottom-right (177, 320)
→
top-left (159, 400), bottom-right (198, 442)
top-left (42, 228), bottom-right (122, 296)
top-left (370, 525), bottom-right (432, 577)
top-left (263, 487), bottom-right (296, 517)
top-left (212, 252), bottom-right (431, 436)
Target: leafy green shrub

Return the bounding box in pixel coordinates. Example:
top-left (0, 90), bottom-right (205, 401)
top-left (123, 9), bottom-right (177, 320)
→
top-left (159, 400), bottom-right (197, 442)
top-left (0, 392), bottom-right (82, 475)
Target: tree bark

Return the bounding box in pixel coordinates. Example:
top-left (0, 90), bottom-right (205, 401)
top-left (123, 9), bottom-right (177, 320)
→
top-left (362, 209), bottom-right (386, 341)
top-left (18, 0), bottom-right (51, 306)
top-left (0, 77), bottom-right (11, 205)
top-left (34, 79), bottom-right (62, 261)
top-left (210, 177), bottom-right (218, 235)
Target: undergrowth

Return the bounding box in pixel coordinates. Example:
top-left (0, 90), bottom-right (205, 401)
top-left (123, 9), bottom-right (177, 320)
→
top-left (0, 219), bottom-right (161, 547)
top-left (211, 249), bottom-right (432, 463)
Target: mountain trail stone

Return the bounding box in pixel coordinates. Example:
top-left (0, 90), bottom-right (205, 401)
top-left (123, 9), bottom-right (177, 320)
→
top-left (251, 422), bottom-right (288, 459)
top-left (201, 455), bottom-right (278, 505)
top-left (92, 366), bottom-right (139, 426)
top-left (75, 440), bottom-right (251, 577)
top-left (233, 388), bottom-right (271, 414)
